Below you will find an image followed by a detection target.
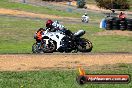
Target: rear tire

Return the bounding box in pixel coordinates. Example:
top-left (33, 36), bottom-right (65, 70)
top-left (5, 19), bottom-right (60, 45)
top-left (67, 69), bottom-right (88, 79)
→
top-left (127, 19), bottom-right (132, 31)
top-left (78, 38), bottom-right (93, 52)
top-left (112, 18), bottom-right (120, 30)
top-left (106, 19), bottom-right (113, 30)
top-left (119, 19), bottom-right (127, 30)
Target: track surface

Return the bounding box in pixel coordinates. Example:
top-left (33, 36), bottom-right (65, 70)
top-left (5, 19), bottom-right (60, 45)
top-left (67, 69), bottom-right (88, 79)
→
top-left (0, 53), bottom-right (132, 71)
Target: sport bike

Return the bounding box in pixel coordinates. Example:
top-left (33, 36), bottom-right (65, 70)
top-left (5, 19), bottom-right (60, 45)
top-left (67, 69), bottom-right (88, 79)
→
top-left (32, 29), bottom-right (93, 53)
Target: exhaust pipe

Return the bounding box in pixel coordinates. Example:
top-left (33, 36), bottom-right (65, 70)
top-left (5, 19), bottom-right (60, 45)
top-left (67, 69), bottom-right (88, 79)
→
top-left (74, 30), bottom-right (85, 37)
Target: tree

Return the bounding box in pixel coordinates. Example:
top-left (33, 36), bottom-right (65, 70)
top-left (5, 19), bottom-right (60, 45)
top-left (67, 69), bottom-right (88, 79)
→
top-left (23, 0), bottom-right (26, 3)
top-left (95, 0), bottom-right (130, 10)
top-left (77, 0), bottom-right (86, 8)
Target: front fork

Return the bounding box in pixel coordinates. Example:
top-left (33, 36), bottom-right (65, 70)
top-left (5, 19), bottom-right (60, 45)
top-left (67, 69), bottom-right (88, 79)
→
top-left (36, 39), bottom-right (49, 49)
top-left (43, 39), bottom-right (49, 45)
top-left (43, 39), bottom-right (49, 48)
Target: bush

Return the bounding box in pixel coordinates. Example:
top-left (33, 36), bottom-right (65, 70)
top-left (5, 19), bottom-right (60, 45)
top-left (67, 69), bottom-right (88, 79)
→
top-left (95, 0), bottom-right (130, 10)
top-left (77, 0), bottom-right (86, 8)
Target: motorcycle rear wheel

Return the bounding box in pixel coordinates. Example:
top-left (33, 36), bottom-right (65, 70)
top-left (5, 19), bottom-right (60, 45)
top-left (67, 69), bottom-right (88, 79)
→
top-left (78, 38), bottom-right (93, 52)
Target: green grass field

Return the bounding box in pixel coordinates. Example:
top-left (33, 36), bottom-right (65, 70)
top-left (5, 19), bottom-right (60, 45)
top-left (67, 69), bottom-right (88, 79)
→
top-left (0, 15), bottom-right (132, 53)
top-left (0, 0), bottom-right (131, 53)
top-left (0, 0), bottom-right (131, 54)
top-left (0, 63), bottom-right (132, 88)
top-left (0, 0), bottom-right (106, 20)
top-left (0, 0), bottom-right (82, 18)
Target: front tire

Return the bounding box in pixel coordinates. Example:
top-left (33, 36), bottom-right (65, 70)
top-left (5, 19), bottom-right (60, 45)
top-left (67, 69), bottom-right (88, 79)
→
top-left (32, 43), bottom-right (41, 53)
top-left (78, 38), bottom-right (93, 52)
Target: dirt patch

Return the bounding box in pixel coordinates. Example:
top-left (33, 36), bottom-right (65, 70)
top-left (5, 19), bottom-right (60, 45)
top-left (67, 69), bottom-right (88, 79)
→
top-left (0, 54), bottom-right (132, 71)
top-left (96, 30), bottom-right (132, 36)
top-left (0, 8), bottom-right (78, 20)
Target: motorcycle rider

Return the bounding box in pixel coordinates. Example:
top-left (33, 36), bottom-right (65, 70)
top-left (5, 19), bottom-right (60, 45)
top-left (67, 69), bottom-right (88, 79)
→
top-left (82, 13), bottom-right (89, 23)
top-left (118, 12), bottom-right (126, 20)
top-left (45, 19), bottom-right (77, 51)
top-left (46, 19), bottom-right (73, 36)
top-left (46, 20), bottom-right (65, 32)
top-left (34, 28), bottom-right (45, 49)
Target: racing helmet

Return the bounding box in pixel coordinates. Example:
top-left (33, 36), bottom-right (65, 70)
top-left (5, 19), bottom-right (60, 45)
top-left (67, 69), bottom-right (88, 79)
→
top-left (84, 13), bottom-right (87, 16)
top-left (46, 19), bottom-right (53, 28)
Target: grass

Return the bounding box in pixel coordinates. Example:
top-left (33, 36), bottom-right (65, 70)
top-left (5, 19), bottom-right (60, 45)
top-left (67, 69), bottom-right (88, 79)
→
top-left (0, 0), bottom-right (105, 20)
top-left (1, 0), bottom-right (131, 13)
top-left (0, 0), bottom-right (131, 53)
top-left (91, 35), bottom-right (132, 52)
top-left (0, 0), bottom-right (81, 18)
top-left (0, 15), bottom-right (42, 53)
top-left (0, 63), bottom-right (132, 88)
top-left (0, 15), bottom-right (132, 53)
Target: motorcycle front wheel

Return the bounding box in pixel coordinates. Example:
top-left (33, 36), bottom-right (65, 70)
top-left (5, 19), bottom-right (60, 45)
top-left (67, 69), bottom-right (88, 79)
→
top-left (32, 43), bottom-right (41, 53)
top-left (78, 38), bottom-right (93, 52)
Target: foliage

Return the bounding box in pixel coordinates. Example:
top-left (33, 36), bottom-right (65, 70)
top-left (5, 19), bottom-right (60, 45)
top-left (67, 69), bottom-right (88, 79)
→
top-left (77, 0), bottom-right (86, 8)
top-left (95, 0), bottom-right (130, 10)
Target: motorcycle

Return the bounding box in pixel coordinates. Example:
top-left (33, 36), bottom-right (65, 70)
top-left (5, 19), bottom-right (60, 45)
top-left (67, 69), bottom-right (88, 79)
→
top-left (32, 29), bottom-right (93, 53)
